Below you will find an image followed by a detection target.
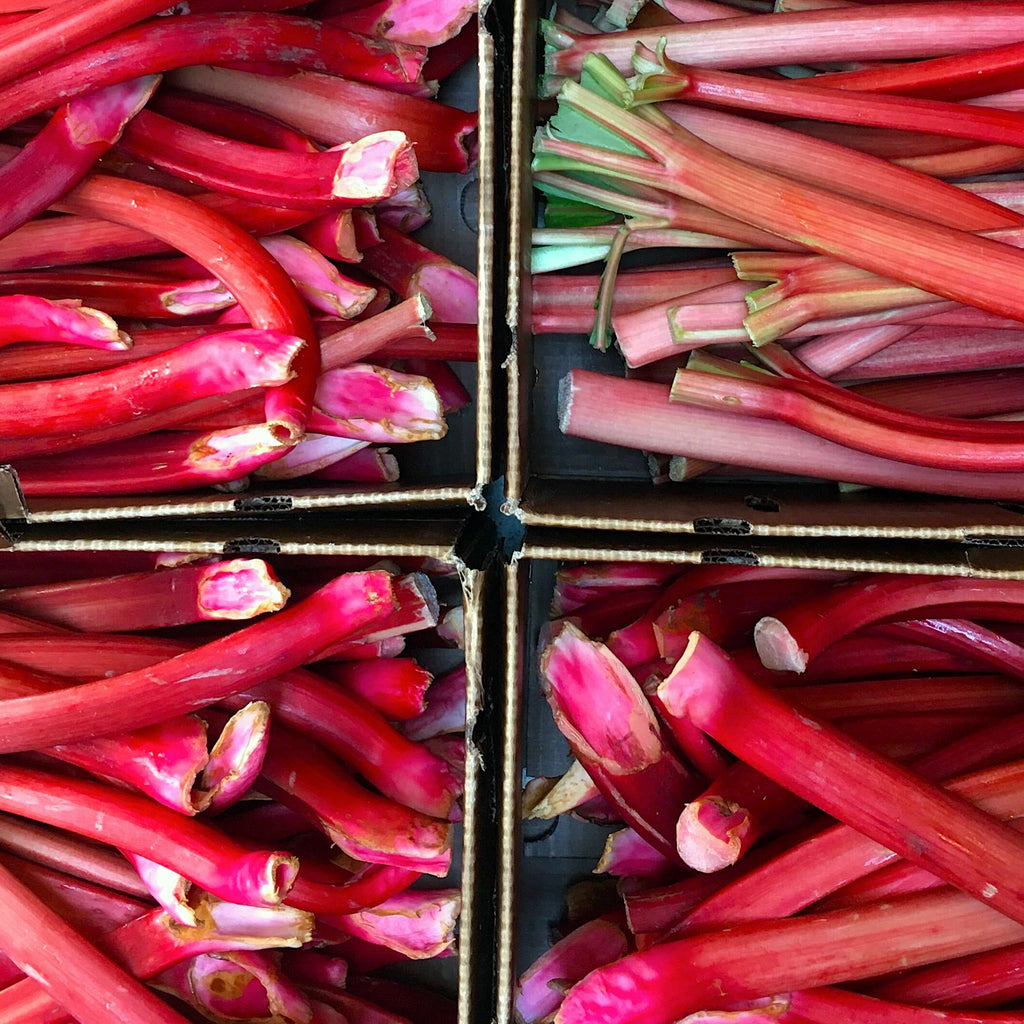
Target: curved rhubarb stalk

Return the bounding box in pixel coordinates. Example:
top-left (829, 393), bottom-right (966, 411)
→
top-left (287, 863), bottom-right (420, 916)
top-left (120, 111), bottom-right (418, 211)
top-left (0, 570), bottom-right (396, 749)
top-left (0, 328), bottom-right (301, 448)
top-left (402, 665), bottom-right (466, 742)
top-left (59, 175), bottom-right (316, 447)
top-left (259, 725), bottom-right (452, 877)
top-left (0, 763), bottom-right (298, 906)
top-left (555, 888), bottom-right (1024, 1024)
top-left (0, 859), bottom-right (191, 1024)
top-left (0, 75), bottom-right (158, 245)
top-left (755, 575), bottom-right (1024, 673)
top-left (0, 559), bottom-right (288, 631)
top-left (200, 702), bottom-right (272, 814)
top-left (170, 64), bottom-right (478, 174)
top-left (659, 634), bottom-right (1024, 923)
top-left (0, 13), bottom-right (423, 130)
top-left (324, 889), bottom-right (461, 959)
top-left (0, 294), bottom-right (128, 349)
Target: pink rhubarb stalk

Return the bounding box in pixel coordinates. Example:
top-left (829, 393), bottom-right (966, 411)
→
top-left (543, 5), bottom-right (1024, 82)
top-left (517, 920), bottom-right (629, 1024)
top-left (312, 363), bottom-right (446, 444)
top-left (199, 702), bottom-right (271, 814)
top-left (0, 559), bottom-right (289, 631)
top-left (359, 224), bottom-right (478, 324)
top-left (542, 622), bottom-right (703, 862)
top-left (329, 0), bottom-right (476, 46)
top-left (402, 665), bottom-right (466, 742)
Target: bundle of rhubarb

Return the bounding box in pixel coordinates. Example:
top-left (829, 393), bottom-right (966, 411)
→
top-left (0, 550), bottom-right (471, 1024)
top-left (0, 0), bottom-right (479, 498)
top-left (517, 560), bottom-right (1024, 1024)
top-left (533, 0), bottom-right (1024, 498)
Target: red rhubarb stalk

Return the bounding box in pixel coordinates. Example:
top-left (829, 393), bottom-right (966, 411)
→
top-left (0, 559), bottom-right (289, 631)
top-left (328, 0), bottom-right (476, 46)
top-left (120, 111), bottom-right (418, 211)
top-left (324, 889), bottom-right (460, 959)
top-left (0, 570), bottom-right (395, 748)
top-left (320, 657), bottom-right (433, 720)
top-left (0, 13), bottom-right (424, 129)
top-left (658, 634), bottom-right (1024, 921)
top-left (0, 763), bottom-right (298, 906)
top-left (0, 859), bottom-right (192, 1024)
top-left (259, 725), bottom-right (452, 877)
top-left (755, 575), bottom-right (1024, 673)
top-left (555, 889), bottom-right (1024, 1024)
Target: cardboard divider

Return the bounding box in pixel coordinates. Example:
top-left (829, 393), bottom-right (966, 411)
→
top-left (0, 514), bottom-right (497, 1024)
top-left (496, 530), bottom-right (1024, 1023)
top-left (503, 0), bottom-right (1024, 540)
top-left (1, 22), bottom-right (495, 523)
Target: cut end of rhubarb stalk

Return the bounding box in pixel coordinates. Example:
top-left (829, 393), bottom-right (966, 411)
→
top-left (197, 559), bottom-right (290, 619)
top-left (754, 616), bottom-right (810, 674)
top-left (160, 279), bottom-right (235, 316)
top-left (199, 701), bottom-right (271, 814)
top-left (557, 372), bottom-right (577, 436)
top-left (523, 759), bottom-right (600, 820)
top-left (675, 796), bottom-right (751, 873)
top-left (333, 131), bottom-right (419, 202)
top-left (66, 74), bottom-right (163, 147)
top-left (189, 424), bottom-right (296, 474)
top-left (203, 897), bottom-right (315, 947)
top-left (243, 850), bottom-right (300, 907)
top-left (336, 889), bottom-right (462, 960)
top-left (540, 621), bottom-right (667, 773)
top-left (410, 264), bottom-right (478, 325)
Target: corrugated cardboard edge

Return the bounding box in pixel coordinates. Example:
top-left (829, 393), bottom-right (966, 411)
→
top-left (501, 0), bottom-right (533, 517)
top-left (494, 533), bottom-right (1024, 1022)
top-left (0, 517), bottom-right (485, 1024)
top-left (473, 12), bottom-right (496, 512)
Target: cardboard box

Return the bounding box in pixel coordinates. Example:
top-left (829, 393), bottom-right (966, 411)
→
top-left (502, 0), bottom-right (1024, 541)
top-left (0, 22), bottom-right (497, 523)
top-left (495, 529), bottom-right (1024, 1023)
top-left (0, 514), bottom-right (499, 1024)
